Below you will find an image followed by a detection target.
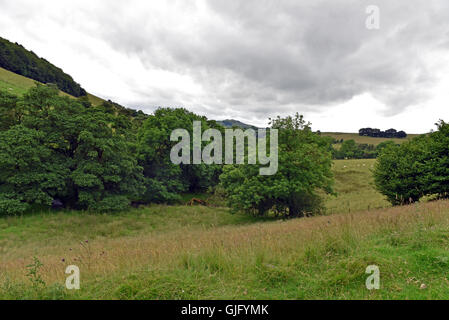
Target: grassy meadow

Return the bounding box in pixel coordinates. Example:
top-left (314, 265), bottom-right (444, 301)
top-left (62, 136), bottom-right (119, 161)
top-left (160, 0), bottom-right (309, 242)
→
top-left (2, 159), bottom-right (449, 299)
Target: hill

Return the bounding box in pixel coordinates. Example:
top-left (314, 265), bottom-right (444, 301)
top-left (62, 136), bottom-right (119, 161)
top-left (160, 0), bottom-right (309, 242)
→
top-left (0, 66), bottom-right (103, 106)
top-left (217, 119), bottom-right (259, 130)
top-left (0, 37), bottom-right (86, 97)
top-left (322, 132), bottom-right (420, 146)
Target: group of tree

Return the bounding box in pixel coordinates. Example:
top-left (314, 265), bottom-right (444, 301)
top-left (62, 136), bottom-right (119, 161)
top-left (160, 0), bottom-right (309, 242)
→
top-left (0, 37), bottom-right (86, 97)
top-left (359, 128), bottom-right (407, 138)
top-left (374, 122), bottom-right (449, 205)
top-left (0, 85), bottom-right (334, 218)
top-left (332, 140), bottom-right (398, 159)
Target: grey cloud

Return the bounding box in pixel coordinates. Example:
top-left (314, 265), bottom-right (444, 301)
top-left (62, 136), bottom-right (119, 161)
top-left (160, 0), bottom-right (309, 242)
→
top-left (99, 0), bottom-right (449, 117)
top-left (1, 0), bottom-right (449, 123)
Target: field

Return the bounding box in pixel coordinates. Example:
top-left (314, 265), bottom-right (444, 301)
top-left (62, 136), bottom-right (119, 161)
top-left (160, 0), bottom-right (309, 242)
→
top-left (0, 67), bottom-right (103, 106)
top-left (322, 132), bottom-right (420, 146)
top-left (2, 159), bottom-right (449, 300)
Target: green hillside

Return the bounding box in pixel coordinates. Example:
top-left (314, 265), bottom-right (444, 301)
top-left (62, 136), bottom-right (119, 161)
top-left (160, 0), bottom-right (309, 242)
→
top-left (0, 66), bottom-right (104, 106)
top-left (217, 119), bottom-right (259, 130)
top-left (0, 37), bottom-right (86, 97)
top-left (322, 132), bottom-right (420, 146)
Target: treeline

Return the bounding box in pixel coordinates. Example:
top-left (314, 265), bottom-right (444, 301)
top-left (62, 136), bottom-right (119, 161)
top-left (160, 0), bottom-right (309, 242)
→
top-left (0, 86), bottom-right (334, 218)
top-left (359, 128), bottom-right (407, 138)
top-left (374, 122), bottom-right (449, 205)
top-left (0, 37), bottom-right (86, 97)
top-left (331, 139), bottom-right (397, 159)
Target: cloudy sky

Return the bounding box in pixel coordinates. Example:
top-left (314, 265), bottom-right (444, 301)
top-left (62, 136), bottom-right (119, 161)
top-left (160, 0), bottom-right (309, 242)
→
top-left (1, 0), bottom-right (449, 133)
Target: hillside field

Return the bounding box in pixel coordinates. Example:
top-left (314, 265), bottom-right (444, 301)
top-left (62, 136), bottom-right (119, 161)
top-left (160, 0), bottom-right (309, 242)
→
top-left (0, 67), bottom-right (103, 106)
top-left (322, 132), bottom-right (420, 146)
top-left (2, 159), bottom-right (449, 300)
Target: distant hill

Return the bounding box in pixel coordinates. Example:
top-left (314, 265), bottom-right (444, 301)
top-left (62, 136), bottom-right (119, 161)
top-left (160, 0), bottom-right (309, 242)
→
top-left (217, 119), bottom-right (259, 130)
top-left (0, 37), bottom-right (86, 97)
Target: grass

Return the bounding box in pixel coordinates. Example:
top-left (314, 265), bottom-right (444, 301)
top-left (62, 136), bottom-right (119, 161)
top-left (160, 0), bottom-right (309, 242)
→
top-left (325, 159), bottom-right (390, 214)
top-left (0, 67), bottom-right (104, 106)
top-left (1, 160), bottom-right (449, 300)
top-left (322, 132), bottom-right (420, 146)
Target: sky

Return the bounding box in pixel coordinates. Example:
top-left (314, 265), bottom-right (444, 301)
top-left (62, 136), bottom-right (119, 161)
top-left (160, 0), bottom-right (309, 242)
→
top-left (1, 0), bottom-right (449, 133)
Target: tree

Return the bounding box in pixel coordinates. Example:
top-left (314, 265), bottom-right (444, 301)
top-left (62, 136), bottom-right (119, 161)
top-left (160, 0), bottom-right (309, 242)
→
top-left (0, 125), bottom-right (68, 214)
top-left (422, 120), bottom-right (449, 199)
top-left (220, 114), bottom-right (334, 218)
top-left (0, 89), bottom-right (26, 131)
top-left (0, 85), bottom-right (144, 214)
top-left (373, 136), bottom-right (429, 205)
top-left (137, 108), bottom-right (222, 203)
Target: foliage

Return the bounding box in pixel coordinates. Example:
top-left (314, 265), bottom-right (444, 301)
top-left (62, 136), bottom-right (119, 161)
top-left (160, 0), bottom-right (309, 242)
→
top-left (0, 37), bottom-right (86, 97)
top-left (331, 139), bottom-right (398, 160)
top-left (423, 120), bottom-right (449, 198)
top-left (359, 127), bottom-right (407, 138)
top-left (0, 85), bottom-right (144, 215)
top-left (373, 136), bottom-right (429, 205)
top-left (220, 114), bottom-right (334, 218)
top-left (26, 257), bottom-right (46, 288)
top-left (372, 121), bottom-right (449, 205)
top-left (137, 108), bottom-right (222, 203)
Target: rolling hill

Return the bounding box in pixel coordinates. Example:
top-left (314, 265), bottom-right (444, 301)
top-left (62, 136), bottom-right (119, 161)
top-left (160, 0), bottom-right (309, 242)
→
top-left (0, 37), bottom-right (86, 96)
top-left (217, 119), bottom-right (259, 130)
top-left (0, 66), bottom-right (104, 106)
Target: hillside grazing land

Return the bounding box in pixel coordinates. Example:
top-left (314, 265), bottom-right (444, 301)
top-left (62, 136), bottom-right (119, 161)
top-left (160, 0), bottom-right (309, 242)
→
top-left (0, 37), bottom-right (86, 96)
top-left (2, 159), bottom-right (449, 300)
top-left (0, 67), bottom-right (103, 106)
top-left (322, 132), bottom-right (420, 146)
top-left (325, 159), bottom-right (390, 214)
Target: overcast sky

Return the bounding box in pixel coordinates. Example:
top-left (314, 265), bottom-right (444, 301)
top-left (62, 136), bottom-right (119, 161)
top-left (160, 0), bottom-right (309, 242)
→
top-left (1, 0), bottom-right (449, 133)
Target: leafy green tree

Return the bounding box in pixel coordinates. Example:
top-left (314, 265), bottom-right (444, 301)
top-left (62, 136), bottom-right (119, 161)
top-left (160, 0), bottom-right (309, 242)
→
top-left (0, 90), bottom-right (20, 130)
top-left (422, 120), bottom-right (449, 199)
top-left (137, 108), bottom-right (222, 203)
top-left (373, 135), bottom-right (429, 205)
top-left (220, 114), bottom-right (334, 218)
top-left (375, 141), bottom-right (397, 155)
top-left (0, 125), bottom-right (67, 214)
top-left (0, 85), bottom-right (144, 214)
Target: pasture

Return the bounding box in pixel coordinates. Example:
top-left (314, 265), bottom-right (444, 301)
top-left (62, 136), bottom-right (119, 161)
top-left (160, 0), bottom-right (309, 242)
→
top-left (0, 67), bottom-right (103, 106)
top-left (2, 159), bottom-right (449, 299)
top-left (322, 132), bottom-right (420, 146)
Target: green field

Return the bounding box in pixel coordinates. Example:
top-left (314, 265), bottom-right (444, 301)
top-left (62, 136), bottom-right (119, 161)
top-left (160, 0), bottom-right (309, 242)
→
top-left (2, 159), bottom-right (449, 300)
top-left (322, 132), bottom-right (420, 146)
top-left (0, 67), bottom-right (104, 106)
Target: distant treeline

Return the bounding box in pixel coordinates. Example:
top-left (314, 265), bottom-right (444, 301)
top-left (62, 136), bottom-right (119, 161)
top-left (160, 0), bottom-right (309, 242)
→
top-left (359, 128), bottom-right (407, 138)
top-left (330, 139), bottom-right (397, 160)
top-left (0, 37), bottom-right (86, 97)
